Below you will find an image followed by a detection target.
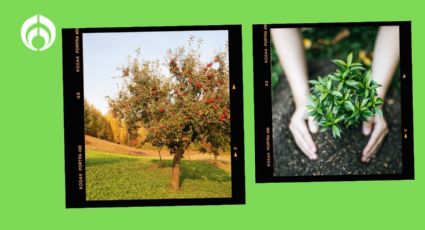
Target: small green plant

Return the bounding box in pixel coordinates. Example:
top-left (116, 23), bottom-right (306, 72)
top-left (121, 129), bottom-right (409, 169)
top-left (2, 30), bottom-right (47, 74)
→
top-left (307, 53), bottom-right (383, 138)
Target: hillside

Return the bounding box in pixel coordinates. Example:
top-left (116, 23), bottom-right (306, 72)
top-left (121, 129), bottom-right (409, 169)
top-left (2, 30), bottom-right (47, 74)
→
top-left (85, 135), bottom-right (147, 156)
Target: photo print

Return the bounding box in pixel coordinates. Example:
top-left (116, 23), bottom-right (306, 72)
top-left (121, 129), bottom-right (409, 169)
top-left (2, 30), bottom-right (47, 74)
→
top-left (62, 25), bottom-right (245, 207)
top-left (253, 22), bottom-right (413, 182)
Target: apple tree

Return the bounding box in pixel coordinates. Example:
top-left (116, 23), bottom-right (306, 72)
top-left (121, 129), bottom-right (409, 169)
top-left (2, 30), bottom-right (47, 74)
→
top-left (108, 38), bottom-right (230, 191)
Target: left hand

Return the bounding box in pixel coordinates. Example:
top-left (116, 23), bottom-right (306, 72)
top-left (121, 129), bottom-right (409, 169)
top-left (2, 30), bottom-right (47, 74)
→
top-left (361, 114), bottom-right (389, 163)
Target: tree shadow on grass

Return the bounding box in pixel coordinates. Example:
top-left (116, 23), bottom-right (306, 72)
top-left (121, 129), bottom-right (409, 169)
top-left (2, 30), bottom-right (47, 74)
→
top-left (150, 159), bottom-right (231, 186)
top-left (86, 156), bottom-right (138, 167)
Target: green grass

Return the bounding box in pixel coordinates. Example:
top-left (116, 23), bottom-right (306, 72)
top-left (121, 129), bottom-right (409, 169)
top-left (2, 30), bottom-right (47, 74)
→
top-left (85, 150), bottom-right (232, 200)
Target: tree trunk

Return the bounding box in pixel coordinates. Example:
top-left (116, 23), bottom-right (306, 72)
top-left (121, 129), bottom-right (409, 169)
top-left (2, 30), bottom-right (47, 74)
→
top-left (170, 135), bottom-right (196, 191)
top-left (170, 147), bottom-right (184, 191)
top-left (158, 149), bottom-right (163, 167)
top-left (213, 153), bottom-right (218, 166)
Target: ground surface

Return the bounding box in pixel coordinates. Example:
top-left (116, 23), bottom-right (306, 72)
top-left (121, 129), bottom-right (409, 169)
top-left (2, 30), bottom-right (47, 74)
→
top-left (85, 136), bottom-right (231, 200)
top-left (272, 60), bottom-right (403, 176)
top-left (85, 135), bottom-right (230, 162)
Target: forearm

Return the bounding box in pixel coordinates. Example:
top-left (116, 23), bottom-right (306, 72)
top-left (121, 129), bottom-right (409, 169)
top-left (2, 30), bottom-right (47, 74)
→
top-left (372, 26), bottom-right (400, 99)
top-left (271, 28), bottom-right (309, 108)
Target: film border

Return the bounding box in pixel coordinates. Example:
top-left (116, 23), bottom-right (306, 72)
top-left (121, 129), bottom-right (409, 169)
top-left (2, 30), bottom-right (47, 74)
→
top-left (253, 21), bottom-right (414, 183)
top-left (62, 25), bottom-right (245, 208)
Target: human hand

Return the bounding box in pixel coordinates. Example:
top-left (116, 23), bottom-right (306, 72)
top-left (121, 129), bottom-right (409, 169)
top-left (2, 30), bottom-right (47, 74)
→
top-left (289, 106), bottom-right (319, 160)
top-left (361, 114), bottom-right (389, 163)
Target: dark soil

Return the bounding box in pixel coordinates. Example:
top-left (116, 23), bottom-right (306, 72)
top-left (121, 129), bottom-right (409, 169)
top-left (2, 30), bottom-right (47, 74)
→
top-left (272, 60), bottom-right (403, 176)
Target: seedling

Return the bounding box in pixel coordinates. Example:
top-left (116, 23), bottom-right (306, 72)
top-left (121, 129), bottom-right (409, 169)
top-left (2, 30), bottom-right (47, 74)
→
top-left (307, 53), bottom-right (383, 138)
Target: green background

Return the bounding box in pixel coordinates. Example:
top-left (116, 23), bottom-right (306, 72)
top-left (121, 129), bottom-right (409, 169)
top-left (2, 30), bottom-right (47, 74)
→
top-left (1, 0), bottom-right (422, 229)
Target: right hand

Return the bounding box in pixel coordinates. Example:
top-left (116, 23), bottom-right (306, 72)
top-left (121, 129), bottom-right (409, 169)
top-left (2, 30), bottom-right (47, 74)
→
top-left (289, 106), bottom-right (319, 160)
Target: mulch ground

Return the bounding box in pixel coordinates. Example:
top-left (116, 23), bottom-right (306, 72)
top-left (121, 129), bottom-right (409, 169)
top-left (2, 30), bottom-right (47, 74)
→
top-left (272, 60), bottom-right (403, 176)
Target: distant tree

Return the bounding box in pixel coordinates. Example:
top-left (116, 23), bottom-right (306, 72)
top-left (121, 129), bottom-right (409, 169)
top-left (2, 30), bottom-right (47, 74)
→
top-left (84, 99), bottom-right (114, 141)
top-left (105, 113), bottom-right (128, 144)
top-left (108, 37), bottom-right (231, 191)
top-left (84, 99), bottom-right (95, 136)
top-left (118, 120), bottom-right (128, 144)
top-left (105, 113), bottom-right (120, 142)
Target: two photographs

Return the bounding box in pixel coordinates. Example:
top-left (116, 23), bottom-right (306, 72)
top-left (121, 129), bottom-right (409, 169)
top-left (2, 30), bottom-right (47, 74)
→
top-left (62, 21), bottom-right (413, 208)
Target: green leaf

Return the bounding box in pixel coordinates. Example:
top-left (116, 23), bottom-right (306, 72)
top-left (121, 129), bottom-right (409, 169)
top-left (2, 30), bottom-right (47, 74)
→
top-left (350, 66), bottom-right (366, 71)
top-left (364, 70), bottom-right (372, 86)
top-left (370, 81), bottom-right (382, 89)
top-left (375, 97), bottom-right (384, 106)
top-left (344, 100), bottom-right (355, 112)
top-left (332, 59), bottom-right (347, 68)
top-left (347, 52), bottom-right (353, 66)
top-left (364, 88), bottom-right (369, 98)
top-left (331, 91), bottom-right (342, 97)
top-left (319, 93), bottom-right (328, 101)
top-left (337, 82), bottom-right (343, 90)
top-left (334, 115), bottom-right (345, 124)
top-left (316, 85), bottom-right (326, 92)
top-left (309, 80), bottom-right (320, 85)
top-left (309, 94), bottom-right (317, 100)
top-left (345, 80), bottom-right (359, 87)
top-left (332, 125), bottom-right (341, 138)
top-left (326, 112), bottom-right (335, 121)
top-left (361, 110), bottom-right (374, 119)
top-left (361, 98), bottom-right (369, 108)
top-left (307, 111), bottom-right (315, 117)
top-left (327, 79), bottom-right (332, 90)
top-left (306, 105), bottom-right (316, 111)
top-left (332, 105), bottom-right (340, 114)
top-left (342, 70), bottom-right (348, 79)
top-left (344, 90), bottom-right (350, 99)
top-left (331, 75), bottom-right (340, 82)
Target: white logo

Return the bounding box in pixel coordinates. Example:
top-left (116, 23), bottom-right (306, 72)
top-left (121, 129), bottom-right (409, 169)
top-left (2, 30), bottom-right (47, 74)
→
top-left (21, 15), bottom-right (56, 51)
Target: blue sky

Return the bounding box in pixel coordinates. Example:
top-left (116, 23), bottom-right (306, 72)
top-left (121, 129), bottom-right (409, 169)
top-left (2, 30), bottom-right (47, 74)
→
top-left (83, 30), bottom-right (228, 114)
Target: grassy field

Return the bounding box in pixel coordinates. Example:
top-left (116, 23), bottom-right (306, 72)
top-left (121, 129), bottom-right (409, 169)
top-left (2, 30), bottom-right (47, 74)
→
top-left (85, 149), bottom-right (232, 200)
top-left (85, 135), bottom-right (231, 162)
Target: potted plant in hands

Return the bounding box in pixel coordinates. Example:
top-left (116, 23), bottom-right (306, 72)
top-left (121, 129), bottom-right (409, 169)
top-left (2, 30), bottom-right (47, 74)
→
top-left (307, 53), bottom-right (384, 138)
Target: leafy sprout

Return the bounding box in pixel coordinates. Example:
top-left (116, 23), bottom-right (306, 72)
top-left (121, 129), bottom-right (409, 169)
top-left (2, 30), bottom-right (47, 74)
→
top-left (307, 52), bottom-right (383, 138)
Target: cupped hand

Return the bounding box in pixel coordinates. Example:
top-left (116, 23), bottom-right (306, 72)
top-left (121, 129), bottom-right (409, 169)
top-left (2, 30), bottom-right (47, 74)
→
top-left (289, 106), bottom-right (319, 160)
top-left (361, 114), bottom-right (389, 163)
